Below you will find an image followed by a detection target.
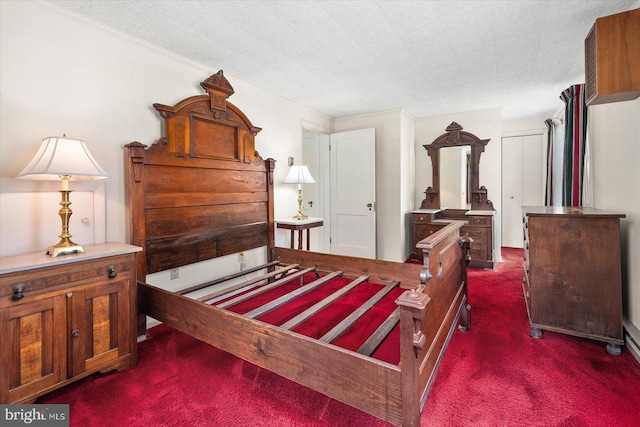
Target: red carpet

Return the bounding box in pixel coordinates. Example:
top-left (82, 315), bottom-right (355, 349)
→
top-left (39, 248), bottom-right (640, 426)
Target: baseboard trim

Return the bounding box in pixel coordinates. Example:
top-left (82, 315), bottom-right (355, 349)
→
top-left (624, 319), bottom-right (640, 365)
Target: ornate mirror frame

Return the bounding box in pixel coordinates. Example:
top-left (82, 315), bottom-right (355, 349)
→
top-left (420, 121), bottom-right (494, 211)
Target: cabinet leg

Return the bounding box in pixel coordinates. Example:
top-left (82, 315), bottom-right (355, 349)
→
top-left (606, 343), bottom-right (622, 356)
top-left (530, 327), bottom-right (543, 339)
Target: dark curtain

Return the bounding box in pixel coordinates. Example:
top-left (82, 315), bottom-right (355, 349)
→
top-left (560, 84), bottom-right (588, 207)
top-left (544, 118), bottom-right (554, 206)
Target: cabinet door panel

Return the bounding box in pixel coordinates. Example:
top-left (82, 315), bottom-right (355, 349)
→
top-left (1, 295), bottom-right (66, 403)
top-left (70, 276), bottom-right (131, 377)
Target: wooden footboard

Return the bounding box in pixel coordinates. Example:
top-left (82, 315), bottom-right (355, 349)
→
top-left (397, 220), bottom-right (470, 426)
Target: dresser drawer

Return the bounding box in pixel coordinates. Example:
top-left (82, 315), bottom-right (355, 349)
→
top-left (412, 213), bottom-right (434, 224)
top-left (467, 216), bottom-right (491, 226)
top-left (413, 224), bottom-right (445, 241)
top-left (461, 226), bottom-right (487, 244)
top-left (469, 245), bottom-right (488, 263)
top-left (462, 226), bottom-right (488, 263)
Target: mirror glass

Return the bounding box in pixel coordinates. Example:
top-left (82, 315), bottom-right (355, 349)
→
top-left (439, 146), bottom-right (471, 210)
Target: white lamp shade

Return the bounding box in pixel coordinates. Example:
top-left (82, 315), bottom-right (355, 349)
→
top-left (16, 136), bottom-right (109, 181)
top-left (283, 165), bottom-right (315, 184)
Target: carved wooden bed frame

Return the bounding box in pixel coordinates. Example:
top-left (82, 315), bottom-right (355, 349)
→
top-left (126, 71), bottom-right (471, 427)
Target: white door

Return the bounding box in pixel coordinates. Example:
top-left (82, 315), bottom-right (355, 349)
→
top-left (502, 134), bottom-right (545, 248)
top-left (330, 129), bottom-right (376, 258)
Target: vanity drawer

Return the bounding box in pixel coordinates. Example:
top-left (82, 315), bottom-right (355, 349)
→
top-left (412, 213), bottom-right (433, 224)
top-left (461, 225), bottom-right (488, 243)
top-left (462, 225), bottom-right (489, 263)
top-left (467, 216), bottom-right (491, 226)
top-left (411, 222), bottom-right (446, 259)
top-left (413, 224), bottom-right (445, 241)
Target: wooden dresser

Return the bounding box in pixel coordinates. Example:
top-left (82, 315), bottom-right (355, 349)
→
top-left (412, 209), bottom-right (495, 269)
top-left (0, 243), bottom-right (141, 403)
top-left (521, 206), bottom-right (625, 354)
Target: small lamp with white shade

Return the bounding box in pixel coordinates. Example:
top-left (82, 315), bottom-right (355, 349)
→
top-left (15, 135), bottom-right (110, 257)
top-left (282, 165), bottom-right (315, 220)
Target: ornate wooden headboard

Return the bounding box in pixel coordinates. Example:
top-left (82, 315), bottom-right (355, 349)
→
top-left (125, 71), bottom-right (275, 279)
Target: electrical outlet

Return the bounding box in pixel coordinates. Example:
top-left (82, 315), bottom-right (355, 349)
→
top-left (170, 268), bottom-right (179, 280)
top-left (238, 252), bottom-right (246, 271)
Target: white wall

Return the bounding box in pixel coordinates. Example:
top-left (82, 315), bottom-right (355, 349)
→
top-left (400, 111), bottom-right (416, 259)
top-left (502, 118), bottom-right (550, 136)
top-left (588, 98), bottom-right (640, 345)
top-left (415, 108), bottom-right (503, 260)
top-left (0, 1), bottom-right (332, 269)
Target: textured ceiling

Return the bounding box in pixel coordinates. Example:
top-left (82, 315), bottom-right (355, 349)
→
top-left (53, 0), bottom-right (638, 120)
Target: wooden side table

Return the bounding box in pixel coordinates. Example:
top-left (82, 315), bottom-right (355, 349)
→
top-left (276, 218), bottom-right (323, 250)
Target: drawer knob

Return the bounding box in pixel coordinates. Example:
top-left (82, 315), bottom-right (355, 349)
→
top-left (13, 283), bottom-right (25, 301)
top-left (72, 330), bottom-right (80, 337)
top-left (107, 265), bottom-right (118, 278)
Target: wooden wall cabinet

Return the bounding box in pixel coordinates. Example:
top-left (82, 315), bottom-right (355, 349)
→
top-left (412, 209), bottom-right (495, 269)
top-left (0, 243), bottom-right (141, 403)
top-left (522, 207), bottom-right (625, 354)
top-left (585, 9), bottom-right (640, 105)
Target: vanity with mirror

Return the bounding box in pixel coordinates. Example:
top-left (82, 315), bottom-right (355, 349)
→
top-left (411, 122), bottom-right (496, 268)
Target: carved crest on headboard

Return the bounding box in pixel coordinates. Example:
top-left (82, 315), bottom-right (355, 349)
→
top-left (200, 70), bottom-right (235, 115)
top-left (149, 70), bottom-right (262, 162)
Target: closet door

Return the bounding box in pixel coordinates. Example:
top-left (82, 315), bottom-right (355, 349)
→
top-left (502, 134), bottom-right (545, 248)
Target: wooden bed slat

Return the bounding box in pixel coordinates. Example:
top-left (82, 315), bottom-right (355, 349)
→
top-left (280, 275), bottom-right (369, 331)
top-left (358, 308), bottom-right (401, 357)
top-left (243, 270), bottom-right (343, 319)
top-left (179, 261), bottom-right (280, 296)
top-left (320, 281), bottom-right (400, 344)
top-left (195, 263), bottom-right (299, 302)
top-left (216, 267), bottom-right (316, 309)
